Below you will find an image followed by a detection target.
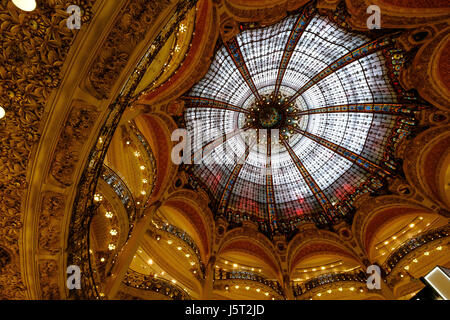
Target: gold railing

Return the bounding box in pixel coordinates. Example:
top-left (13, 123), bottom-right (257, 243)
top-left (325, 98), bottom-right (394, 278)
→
top-left (214, 269), bottom-right (284, 297)
top-left (66, 0), bottom-right (199, 299)
top-left (384, 225), bottom-right (449, 273)
top-left (292, 270), bottom-right (367, 297)
top-left (124, 270), bottom-right (191, 300)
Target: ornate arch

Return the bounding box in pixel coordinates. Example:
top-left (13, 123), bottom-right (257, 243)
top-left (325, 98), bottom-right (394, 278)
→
top-left (217, 225), bottom-right (283, 280)
top-left (401, 27), bottom-right (450, 112)
top-left (352, 195), bottom-right (440, 257)
top-left (287, 226), bottom-right (361, 275)
top-left (161, 189), bottom-right (215, 264)
top-left (134, 113), bottom-right (178, 202)
top-left (403, 125), bottom-right (450, 210)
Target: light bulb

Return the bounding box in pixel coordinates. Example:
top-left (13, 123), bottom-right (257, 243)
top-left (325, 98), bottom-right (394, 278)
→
top-left (0, 106), bottom-right (5, 119)
top-left (12, 0), bottom-right (36, 11)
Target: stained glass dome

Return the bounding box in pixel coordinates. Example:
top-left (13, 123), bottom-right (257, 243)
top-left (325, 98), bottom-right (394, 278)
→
top-left (182, 6), bottom-right (415, 235)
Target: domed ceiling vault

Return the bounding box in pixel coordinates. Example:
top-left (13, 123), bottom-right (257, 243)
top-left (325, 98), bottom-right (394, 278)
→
top-left (181, 5), bottom-right (421, 236)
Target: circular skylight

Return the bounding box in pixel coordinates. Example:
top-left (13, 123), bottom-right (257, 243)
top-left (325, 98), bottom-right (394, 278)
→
top-left (182, 8), bottom-right (410, 234)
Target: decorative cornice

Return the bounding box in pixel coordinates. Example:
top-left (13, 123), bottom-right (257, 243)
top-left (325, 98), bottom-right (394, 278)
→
top-left (0, 0), bottom-right (97, 300)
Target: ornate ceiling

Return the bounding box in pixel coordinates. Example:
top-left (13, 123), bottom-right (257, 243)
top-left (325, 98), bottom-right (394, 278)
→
top-left (0, 0), bottom-right (449, 301)
top-left (183, 6), bottom-right (419, 235)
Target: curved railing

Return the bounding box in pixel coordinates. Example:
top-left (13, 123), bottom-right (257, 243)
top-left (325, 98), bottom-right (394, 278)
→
top-left (292, 270), bottom-right (367, 297)
top-left (129, 122), bottom-right (157, 201)
top-left (214, 270), bottom-right (284, 296)
top-left (66, 0), bottom-right (199, 299)
top-left (384, 225), bottom-right (449, 273)
top-left (153, 220), bottom-right (205, 276)
top-left (101, 164), bottom-right (137, 224)
top-left (124, 270), bottom-right (191, 300)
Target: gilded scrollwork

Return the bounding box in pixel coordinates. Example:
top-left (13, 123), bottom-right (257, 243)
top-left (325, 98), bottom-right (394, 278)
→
top-left (38, 192), bottom-right (66, 254)
top-left (49, 101), bottom-right (99, 186)
top-left (0, 0), bottom-right (97, 299)
top-left (86, 0), bottom-right (172, 99)
top-left (39, 259), bottom-right (60, 299)
top-left (0, 0), bottom-right (448, 300)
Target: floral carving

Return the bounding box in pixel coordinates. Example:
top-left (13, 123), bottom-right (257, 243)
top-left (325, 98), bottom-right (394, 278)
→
top-left (38, 192), bottom-right (66, 254)
top-left (0, 262), bottom-right (26, 299)
top-left (0, 0), bottom-right (96, 299)
top-left (50, 101), bottom-right (99, 186)
top-left (87, 0), bottom-right (171, 98)
top-left (39, 259), bottom-right (60, 299)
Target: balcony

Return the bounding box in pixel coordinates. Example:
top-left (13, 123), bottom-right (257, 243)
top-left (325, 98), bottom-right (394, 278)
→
top-left (152, 219), bottom-right (205, 277)
top-left (384, 225), bottom-right (449, 273)
top-left (214, 270), bottom-right (284, 297)
top-left (292, 270), bottom-right (367, 298)
top-left (101, 164), bottom-right (137, 225)
top-left (123, 270), bottom-right (191, 300)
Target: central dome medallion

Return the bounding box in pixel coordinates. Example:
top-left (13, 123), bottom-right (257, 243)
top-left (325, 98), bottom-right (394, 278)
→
top-left (182, 5), bottom-right (410, 236)
top-left (258, 105), bottom-right (280, 129)
top-left (245, 94), bottom-right (301, 135)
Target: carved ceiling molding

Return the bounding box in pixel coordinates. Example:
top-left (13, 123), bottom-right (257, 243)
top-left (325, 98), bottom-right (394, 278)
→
top-left (345, 0), bottom-right (450, 29)
top-left (0, 0), bottom-right (98, 299)
top-left (221, 0), bottom-right (309, 23)
top-left (400, 27), bottom-right (450, 112)
top-left (402, 125), bottom-right (450, 210)
top-left (49, 100), bottom-right (100, 187)
top-left (1, 0), bottom-right (186, 300)
top-left (33, 98), bottom-right (102, 300)
top-left (84, 0), bottom-right (173, 99)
